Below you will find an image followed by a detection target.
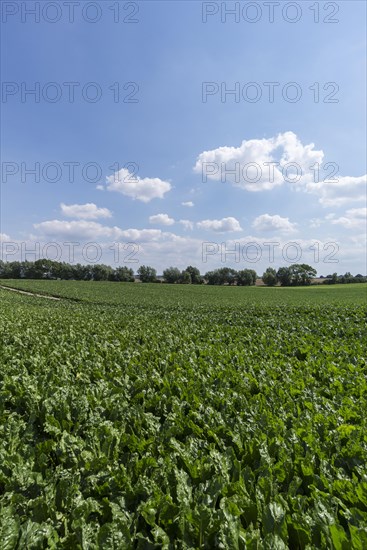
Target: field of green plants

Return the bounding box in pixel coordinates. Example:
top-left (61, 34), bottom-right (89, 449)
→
top-left (0, 281), bottom-right (366, 548)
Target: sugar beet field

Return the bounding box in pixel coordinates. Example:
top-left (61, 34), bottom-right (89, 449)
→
top-left (0, 281), bottom-right (366, 549)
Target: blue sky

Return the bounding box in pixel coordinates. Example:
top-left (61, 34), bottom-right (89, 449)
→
top-left (1, 0), bottom-right (366, 274)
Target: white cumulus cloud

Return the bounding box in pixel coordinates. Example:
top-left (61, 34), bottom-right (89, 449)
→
top-left (182, 201), bottom-right (194, 207)
top-left (60, 202), bottom-right (112, 219)
top-left (252, 214), bottom-right (297, 234)
top-left (23, 219), bottom-right (367, 274)
top-left (118, 228), bottom-right (164, 242)
top-left (149, 213), bottom-right (175, 226)
top-left (331, 208), bottom-right (367, 230)
top-left (306, 175), bottom-right (367, 207)
top-left (179, 219), bottom-right (194, 230)
top-left (197, 217), bottom-right (242, 232)
top-left (193, 132), bottom-right (366, 208)
top-left (34, 219), bottom-right (164, 242)
top-left (106, 168), bottom-right (171, 203)
top-left (194, 131), bottom-right (324, 191)
top-left (34, 220), bottom-right (121, 240)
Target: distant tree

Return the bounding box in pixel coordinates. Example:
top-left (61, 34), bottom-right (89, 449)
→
top-left (290, 264), bottom-right (317, 286)
top-left (16, 261), bottom-right (32, 279)
top-left (91, 264), bottom-right (113, 281)
top-left (341, 272), bottom-right (353, 284)
top-left (0, 260), bottom-right (13, 278)
top-left (219, 267), bottom-right (237, 285)
top-left (237, 269), bottom-right (257, 286)
top-left (113, 266), bottom-right (135, 282)
top-left (56, 262), bottom-right (75, 280)
top-left (185, 266), bottom-right (203, 284)
top-left (277, 267), bottom-right (292, 286)
top-left (331, 272), bottom-right (338, 284)
top-left (0, 260), bottom-right (134, 281)
top-left (31, 258), bottom-right (59, 279)
top-left (163, 266), bottom-right (181, 284)
top-left (276, 264), bottom-right (316, 286)
top-left (204, 271), bottom-right (217, 285)
top-left (324, 272), bottom-right (337, 285)
top-left (71, 264), bottom-right (91, 280)
top-left (26, 259), bottom-right (42, 279)
top-left (325, 272), bottom-right (367, 284)
top-left (179, 270), bottom-right (192, 284)
top-left (262, 267), bottom-right (278, 286)
top-left (204, 268), bottom-right (237, 285)
top-left (137, 265), bottom-right (157, 283)
top-left (9, 261), bottom-right (23, 279)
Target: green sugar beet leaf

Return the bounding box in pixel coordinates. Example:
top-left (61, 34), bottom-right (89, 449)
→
top-left (0, 282), bottom-right (366, 547)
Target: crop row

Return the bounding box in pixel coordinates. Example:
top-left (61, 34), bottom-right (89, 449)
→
top-left (0, 287), bottom-right (366, 548)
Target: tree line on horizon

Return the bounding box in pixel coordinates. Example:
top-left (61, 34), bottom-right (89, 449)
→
top-left (0, 259), bottom-right (366, 286)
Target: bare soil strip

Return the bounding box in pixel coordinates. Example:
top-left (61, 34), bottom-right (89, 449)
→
top-left (0, 285), bottom-right (61, 301)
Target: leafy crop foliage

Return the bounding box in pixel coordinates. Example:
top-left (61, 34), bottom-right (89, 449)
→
top-left (0, 282), bottom-right (366, 548)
